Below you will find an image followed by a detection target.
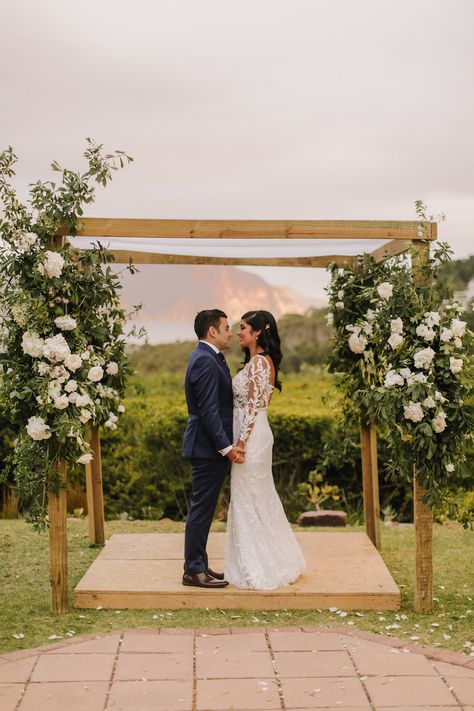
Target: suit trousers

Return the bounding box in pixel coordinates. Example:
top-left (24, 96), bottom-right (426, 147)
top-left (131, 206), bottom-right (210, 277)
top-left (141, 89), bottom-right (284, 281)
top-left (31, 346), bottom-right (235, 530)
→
top-left (184, 456), bottom-right (230, 574)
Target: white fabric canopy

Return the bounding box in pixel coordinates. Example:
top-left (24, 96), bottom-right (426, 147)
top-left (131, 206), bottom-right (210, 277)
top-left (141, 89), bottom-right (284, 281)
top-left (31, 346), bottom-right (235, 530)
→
top-left (68, 237), bottom-right (391, 257)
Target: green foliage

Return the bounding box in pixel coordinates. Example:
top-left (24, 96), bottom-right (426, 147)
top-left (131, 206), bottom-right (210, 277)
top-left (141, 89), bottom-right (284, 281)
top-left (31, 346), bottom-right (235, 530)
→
top-left (0, 141), bottom-right (137, 528)
top-left (298, 469), bottom-right (341, 510)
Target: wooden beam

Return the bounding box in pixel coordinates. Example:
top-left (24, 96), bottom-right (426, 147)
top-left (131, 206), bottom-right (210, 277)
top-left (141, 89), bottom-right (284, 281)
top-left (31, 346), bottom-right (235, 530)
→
top-left (59, 218), bottom-right (437, 241)
top-left (370, 239), bottom-right (413, 263)
top-left (85, 426), bottom-right (105, 546)
top-left (48, 460), bottom-right (68, 614)
top-left (412, 238), bottom-right (433, 613)
top-left (101, 249), bottom-right (359, 268)
top-left (360, 417), bottom-right (381, 550)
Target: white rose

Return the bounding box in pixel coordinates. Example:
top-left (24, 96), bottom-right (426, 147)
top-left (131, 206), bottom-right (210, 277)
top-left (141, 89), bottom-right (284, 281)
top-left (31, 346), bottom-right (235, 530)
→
top-left (377, 282), bottom-right (393, 299)
top-left (37, 251), bottom-right (65, 278)
top-left (326, 312), bottom-right (334, 326)
top-left (432, 411), bottom-right (447, 433)
top-left (384, 370), bottom-right (404, 388)
top-left (43, 333), bottom-right (71, 363)
top-left (413, 373), bottom-right (428, 384)
top-left (445, 463), bottom-right (455, 473)
top-left (413, 347), bottom-right (435, 370)
top-left (337, 290), bottom-right (344, 299)
top-left (423, 396), bottom-right (436, 409)
top-left (403, 401), bottom-right (424, 423)
top-left (400, 368), bottom-right (412, 379)
top-left (424, 311), bottom-right (441, 327)
top-left (64, 379), bottom-right (78, 393)
top-left (388, 333), bottom-right (404, 350)
top-left (54, 315), bottom-right (77, 331)
top-left (117, 404), bottom-right (125, 413)
top-left (16, 232), bottom-right (38, 253)
top-left (64, 354), bottom-right (82, 372)
top-left (454, 337), bottom-right (462, 348)
top-left (449, 357), bottom-right (463, 374)
top-left (440, 328), bottom-right (453, 342)
top-left (76, 393), bottom-right (92, 407)
top-left (68, 391), bottom-right (80, 404)
top-left (451, 319), bottom-right (466, 338)
top-left (348, 333), bottom-right (367, 354)
top-left (108, 412), bottom-right (118, 423)
top-left (53, 394), bottom-right (69, 410)
top-left (79, 409), bottom-right (92, 424)
top-left (434, 391), bottom-right (447, 402)
top-left (21, 331), bottom-right (44, 358)
top-left (416, 324), bottom-right (436, 342)
top-left (106, 361), bottom-right (119, 376)
top-left (48, 380), bottom-right (62, 397)
top-left (81, 350), bottom-right (91, 360)
top-left (87, 366), bottom-right (104, 382)
top-left (51, 365), bottom-right (69, 383)
top-left (26, 415), bottom-right (51, 440)
top-left (104, 419), bottom-right (117, 429)
top-left (390, 318), bottom-right (403, 334)
top-left (77, 453), bottom-right (93, 465)
top-left (335, 301), bottom-right (344, 309)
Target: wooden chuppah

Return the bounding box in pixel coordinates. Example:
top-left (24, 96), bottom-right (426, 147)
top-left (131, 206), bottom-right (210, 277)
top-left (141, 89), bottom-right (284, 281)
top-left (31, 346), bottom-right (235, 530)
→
top-left (50, 219), bottom-right (436, 614)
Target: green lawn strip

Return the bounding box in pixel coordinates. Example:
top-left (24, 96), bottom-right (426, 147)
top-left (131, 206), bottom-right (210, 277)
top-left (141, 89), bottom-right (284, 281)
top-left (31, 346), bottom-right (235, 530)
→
top-left (0, 519), bottom-right (472, 656)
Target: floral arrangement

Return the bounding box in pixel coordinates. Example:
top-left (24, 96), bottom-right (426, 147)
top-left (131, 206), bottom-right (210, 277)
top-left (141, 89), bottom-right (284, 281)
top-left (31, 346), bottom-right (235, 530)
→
top-left (0, 140), bottom-right (141, 527)
top-left (326, 209), bottom-right (473, 504)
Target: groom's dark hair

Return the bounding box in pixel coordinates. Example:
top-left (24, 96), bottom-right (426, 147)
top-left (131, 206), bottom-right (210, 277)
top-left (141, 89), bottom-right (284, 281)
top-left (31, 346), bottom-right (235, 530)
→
top-left (194, 309), bottom-right (227, 339)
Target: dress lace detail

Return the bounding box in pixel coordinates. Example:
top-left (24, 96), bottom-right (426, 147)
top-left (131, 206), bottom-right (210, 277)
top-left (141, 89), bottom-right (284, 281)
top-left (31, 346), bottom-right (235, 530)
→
top-left (225, 355), bottom-right (306, 590)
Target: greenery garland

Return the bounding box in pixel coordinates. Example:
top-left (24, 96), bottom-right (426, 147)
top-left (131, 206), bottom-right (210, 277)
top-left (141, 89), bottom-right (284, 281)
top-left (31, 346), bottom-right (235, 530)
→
top-left (0, 140), bottom-right (140, 528)
top-left (326, 207), bottom-right (473, 505)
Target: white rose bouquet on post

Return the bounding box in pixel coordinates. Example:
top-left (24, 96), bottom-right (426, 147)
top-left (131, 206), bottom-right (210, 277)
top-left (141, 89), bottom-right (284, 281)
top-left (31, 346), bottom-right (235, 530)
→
top-left (327, 208), bottom-right (473, 507)
top-left (0, 140), bottom-right (143, 528)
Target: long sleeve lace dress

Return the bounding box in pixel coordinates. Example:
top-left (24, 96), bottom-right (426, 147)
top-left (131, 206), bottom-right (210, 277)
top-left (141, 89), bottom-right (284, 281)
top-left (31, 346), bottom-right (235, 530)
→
top-left (224, 354), bottom-right (306, 589)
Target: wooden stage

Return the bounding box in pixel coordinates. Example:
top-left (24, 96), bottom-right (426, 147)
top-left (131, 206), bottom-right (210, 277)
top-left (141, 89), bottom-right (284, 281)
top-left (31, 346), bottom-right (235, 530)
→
top-left (74, 532), bottom-right (400, 611)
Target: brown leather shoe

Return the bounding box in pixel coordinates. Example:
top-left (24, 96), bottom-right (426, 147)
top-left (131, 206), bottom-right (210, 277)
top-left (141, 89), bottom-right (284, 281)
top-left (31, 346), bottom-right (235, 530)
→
top-left (182, 571), bottom-right (229, 588)
top-left (207, 568), bottom-right (225, 580)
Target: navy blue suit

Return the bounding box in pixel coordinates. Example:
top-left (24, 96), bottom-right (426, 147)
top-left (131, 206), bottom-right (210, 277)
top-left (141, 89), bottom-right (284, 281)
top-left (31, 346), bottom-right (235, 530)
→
top-left (182, 342), bottom-right (233, 574)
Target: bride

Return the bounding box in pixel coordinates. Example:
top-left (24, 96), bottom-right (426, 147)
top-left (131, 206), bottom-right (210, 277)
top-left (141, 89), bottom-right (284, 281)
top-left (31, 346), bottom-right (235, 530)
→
top-left (225, 310), bottom-right (306, 589)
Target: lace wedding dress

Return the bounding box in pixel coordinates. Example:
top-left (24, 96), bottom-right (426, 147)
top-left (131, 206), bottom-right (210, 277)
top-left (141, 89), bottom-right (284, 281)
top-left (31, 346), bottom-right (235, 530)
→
top-left (224, 354), bottom-right (306, 589)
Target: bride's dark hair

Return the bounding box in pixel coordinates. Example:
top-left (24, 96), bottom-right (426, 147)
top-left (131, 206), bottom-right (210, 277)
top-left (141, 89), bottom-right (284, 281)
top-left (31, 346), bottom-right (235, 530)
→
top-left (241, 310), bottom-right (283, 391)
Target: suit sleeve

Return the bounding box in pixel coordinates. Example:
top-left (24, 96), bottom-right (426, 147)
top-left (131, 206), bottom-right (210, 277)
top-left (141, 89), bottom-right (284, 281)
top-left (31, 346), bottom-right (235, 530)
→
top-left (191, 357), bottom-right (232, 452)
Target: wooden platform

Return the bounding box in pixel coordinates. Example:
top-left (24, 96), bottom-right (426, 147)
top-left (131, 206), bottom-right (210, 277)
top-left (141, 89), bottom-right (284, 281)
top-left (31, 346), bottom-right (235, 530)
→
top-left (74, 532), bottom-right (400, 611)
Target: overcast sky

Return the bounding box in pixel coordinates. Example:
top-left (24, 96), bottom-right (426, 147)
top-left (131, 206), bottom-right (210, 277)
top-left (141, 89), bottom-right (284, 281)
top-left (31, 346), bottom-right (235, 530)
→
top-left (1, 0), bottom-right (473, 301)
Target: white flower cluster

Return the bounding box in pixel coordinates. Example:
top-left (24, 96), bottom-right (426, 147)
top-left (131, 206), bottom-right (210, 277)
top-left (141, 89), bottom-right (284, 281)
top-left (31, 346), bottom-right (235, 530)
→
top-left (377, 282), bottom-right (393, 300)
top-left (37, 251), bottom-right (65, 278)
top-left (388, 317), bottom-right (404, 350)
top-left (14, 232), bottom-right (38, 254)
top-left (26, 416), bottom-right (51, 440)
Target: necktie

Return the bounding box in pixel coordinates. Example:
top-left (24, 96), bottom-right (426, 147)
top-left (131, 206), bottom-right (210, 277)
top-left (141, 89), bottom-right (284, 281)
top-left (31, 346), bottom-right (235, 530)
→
top-left (217, 352), bottom-right (231, 377)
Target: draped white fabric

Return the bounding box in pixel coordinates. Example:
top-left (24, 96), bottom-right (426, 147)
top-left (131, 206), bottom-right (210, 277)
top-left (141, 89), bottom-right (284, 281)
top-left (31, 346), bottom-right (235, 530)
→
top-left (68, 236), bottom-right (391, 258)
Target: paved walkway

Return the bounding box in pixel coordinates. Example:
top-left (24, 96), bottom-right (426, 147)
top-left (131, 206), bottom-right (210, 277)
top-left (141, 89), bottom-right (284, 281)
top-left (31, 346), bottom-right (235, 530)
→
top-left (1, 627), bottom-right (473, 710)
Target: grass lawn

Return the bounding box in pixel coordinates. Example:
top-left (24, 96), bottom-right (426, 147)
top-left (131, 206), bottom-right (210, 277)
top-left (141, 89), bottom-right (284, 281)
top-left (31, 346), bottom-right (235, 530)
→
top-left (0, 519), bottom-right (472, 657)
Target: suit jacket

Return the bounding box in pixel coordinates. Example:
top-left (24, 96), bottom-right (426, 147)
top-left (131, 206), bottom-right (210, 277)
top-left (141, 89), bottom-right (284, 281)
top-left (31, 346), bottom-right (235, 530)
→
top-left (182, 342), bottom-right (233, 459)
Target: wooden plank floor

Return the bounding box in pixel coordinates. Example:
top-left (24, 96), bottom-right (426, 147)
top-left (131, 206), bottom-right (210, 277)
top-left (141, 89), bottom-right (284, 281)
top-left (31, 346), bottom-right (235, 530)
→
top-left (74, 532), bottom-right (400, 610)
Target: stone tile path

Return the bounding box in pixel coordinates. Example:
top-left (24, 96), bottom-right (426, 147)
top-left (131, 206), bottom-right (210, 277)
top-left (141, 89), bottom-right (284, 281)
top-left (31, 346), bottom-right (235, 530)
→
top-left (1, 626), bottom-right (473, 710)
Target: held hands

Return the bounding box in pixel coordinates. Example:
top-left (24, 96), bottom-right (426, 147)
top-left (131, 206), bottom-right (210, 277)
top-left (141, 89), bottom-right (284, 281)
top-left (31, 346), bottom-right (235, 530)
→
top-left (228, 442), bottom-right (245, 464)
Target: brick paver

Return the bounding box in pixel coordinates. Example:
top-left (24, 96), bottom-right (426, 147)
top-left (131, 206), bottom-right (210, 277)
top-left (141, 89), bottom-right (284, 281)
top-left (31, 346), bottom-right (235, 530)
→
top-left (0, 626), bottom-right (472, 710)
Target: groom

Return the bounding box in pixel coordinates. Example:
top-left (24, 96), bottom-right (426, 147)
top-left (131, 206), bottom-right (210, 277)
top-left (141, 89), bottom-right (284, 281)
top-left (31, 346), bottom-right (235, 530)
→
top-left (181, 309), bottom-right (245, 588)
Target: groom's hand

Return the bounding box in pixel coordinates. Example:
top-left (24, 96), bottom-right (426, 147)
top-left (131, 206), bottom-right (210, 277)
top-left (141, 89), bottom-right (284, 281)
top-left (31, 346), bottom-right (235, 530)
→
top-left (228, 444), bottom-right (245, 463)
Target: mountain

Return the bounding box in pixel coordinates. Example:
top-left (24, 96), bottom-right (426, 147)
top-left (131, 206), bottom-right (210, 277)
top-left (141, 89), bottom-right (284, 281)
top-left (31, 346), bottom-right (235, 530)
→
top-left (115, 264), bottom-right (317, 343)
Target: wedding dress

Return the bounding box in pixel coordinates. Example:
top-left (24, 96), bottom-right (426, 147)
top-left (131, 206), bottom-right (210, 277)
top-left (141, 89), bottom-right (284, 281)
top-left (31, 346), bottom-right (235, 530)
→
top-left (224, 354), bottom-right (306, 589)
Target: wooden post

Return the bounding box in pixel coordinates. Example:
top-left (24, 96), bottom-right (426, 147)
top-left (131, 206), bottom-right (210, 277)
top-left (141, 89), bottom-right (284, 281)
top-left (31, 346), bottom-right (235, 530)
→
top-left (412, 238), bottom-right (433, 612)
top-left (48, 460), bottom-right (68, 614)
top-left (360, 413), bottom-right (381, 549)
top-left (85, 426), bottom-right (105, 546)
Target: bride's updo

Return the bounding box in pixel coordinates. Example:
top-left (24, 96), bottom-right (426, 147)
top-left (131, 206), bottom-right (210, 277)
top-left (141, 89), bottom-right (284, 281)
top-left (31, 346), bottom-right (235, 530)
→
top-left (241, 310), bottom-right (283, 391)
